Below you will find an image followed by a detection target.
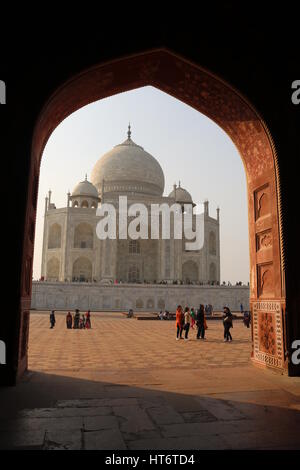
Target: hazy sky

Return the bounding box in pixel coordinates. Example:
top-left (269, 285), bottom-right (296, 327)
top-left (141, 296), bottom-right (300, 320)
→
top-left (33, 86), bottom-right (249, 283)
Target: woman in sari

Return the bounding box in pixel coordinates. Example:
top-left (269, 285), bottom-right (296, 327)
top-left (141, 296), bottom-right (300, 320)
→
top-left (85, 310), bottom-right (91, 329)
top-left (66, 311), bottom-right (72, 329)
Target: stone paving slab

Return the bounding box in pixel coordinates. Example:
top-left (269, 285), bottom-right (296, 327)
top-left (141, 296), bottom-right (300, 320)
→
top-left (84, 429), bottom-right (127, 450)
top-left (195, 396), bottom-right (247, 421)
top-left (0, 430), bottom-right (45, 450)
top-left (181, 410), bottom-right (217, 423)
top-left (137, 396), bottom-right (167, 409)
top-left (0, 416), bottom-right (83, 432)
top-left (20, 406), bottom-right (112, 418)
top-left (221, 428), bottom-right (300, 450)
top-left (159, 418), bottom-right (277, 439)
top-left (56, 398), bottom-right (139, 408)
top-left (127, 434), bottom-right (228, 450)
top-left (83, 415), bottom-right (119, 431)
top-left (44, 430), bottom-right (82, 450)
top-left (146, 405), bottom-right (184, 425)
top-left (113, 405), bottom-right (156, 433)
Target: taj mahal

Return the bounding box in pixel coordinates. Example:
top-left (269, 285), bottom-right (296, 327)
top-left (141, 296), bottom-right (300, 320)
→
top-left (31, 126), bottom-right (249, 312)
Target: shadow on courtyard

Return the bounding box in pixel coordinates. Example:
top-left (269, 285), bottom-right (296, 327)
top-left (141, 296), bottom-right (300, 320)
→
top-left (0, 370), bottom-right (300, 450)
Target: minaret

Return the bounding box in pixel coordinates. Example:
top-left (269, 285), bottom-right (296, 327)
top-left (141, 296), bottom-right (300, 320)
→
top-left (44, 195), bottom-right (48, 215)
top-left (217, 206), bottom-right (220, 222)
top-left (204, 199), bottom-right (209, 216)
top-left (48, 189), bottom-right (52, 208)
top-left (67, 191), bottom-right (71, 208)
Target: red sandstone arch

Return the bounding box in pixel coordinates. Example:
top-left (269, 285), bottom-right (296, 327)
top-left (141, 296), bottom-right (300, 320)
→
top-left (18, 49), bottom-right (286, 378)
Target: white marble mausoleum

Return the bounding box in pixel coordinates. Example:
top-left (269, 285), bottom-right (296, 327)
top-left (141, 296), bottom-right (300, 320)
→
top-left (41, 125), bottom-right (221, 286)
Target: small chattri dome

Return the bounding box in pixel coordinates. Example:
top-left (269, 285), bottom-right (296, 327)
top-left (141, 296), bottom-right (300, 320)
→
top-left (72, 175), bottom-right (98, 198)
top-left (168, 182), bottom-right (193, 204)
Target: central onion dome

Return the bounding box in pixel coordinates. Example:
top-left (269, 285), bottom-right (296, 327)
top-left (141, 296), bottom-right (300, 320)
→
top-left (90, 124), bottom-right (165, 196)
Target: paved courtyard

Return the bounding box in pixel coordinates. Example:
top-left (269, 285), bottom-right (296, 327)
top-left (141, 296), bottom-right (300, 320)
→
top-left (28, 312), bottom-right (252, 372)
top-left (0, 311), bottom-right (300, 450)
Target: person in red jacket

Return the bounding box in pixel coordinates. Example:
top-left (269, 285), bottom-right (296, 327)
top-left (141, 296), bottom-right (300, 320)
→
top-left (176, 305), bottom-right (184, 340)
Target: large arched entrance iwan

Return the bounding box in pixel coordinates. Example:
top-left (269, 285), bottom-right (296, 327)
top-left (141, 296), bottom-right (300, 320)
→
top-left (16, 49), bottom-right (288, 379)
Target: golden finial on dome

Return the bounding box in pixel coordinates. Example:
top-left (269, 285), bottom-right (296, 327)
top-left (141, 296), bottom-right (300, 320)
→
top-left (127, 122), bottom-right (131, 140)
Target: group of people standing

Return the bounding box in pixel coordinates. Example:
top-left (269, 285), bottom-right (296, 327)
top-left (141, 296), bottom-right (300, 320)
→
top-left (175, 305), bottom-right (234, 342)
top-left (66, 309), bottom-right (92, 329)
top-left (175, 305), bottom-right (208, 341)
top-left (49, 310), bottom-right (92, 329)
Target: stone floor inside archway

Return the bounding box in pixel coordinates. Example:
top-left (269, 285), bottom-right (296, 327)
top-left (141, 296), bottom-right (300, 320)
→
top-left (0, 312), bottom-right (300, 450)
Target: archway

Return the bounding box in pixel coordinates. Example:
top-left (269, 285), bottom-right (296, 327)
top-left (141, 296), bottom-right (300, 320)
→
top-left (146, 298), bottom-right (155, 309)
top-left (17, 49), bottom-right (287, 379)
top-left (72, 257), bottom-right (92, 282)
top-left (74, 223), bottom-right (93, 249)
top-left (136, 299), bottom-right (144, 309)
top-left (128, 264), bottom-right (140, 283)
top-left (209, 262), bottom-right (217, 283)
top-left (46, 257), bottom-right (60, 281)
top-left (48, 223), bottom-right (61, 249)
top-left (182, 260), bottom-right (198, 283)
top-left (209, 231), bottom-right (217, 256)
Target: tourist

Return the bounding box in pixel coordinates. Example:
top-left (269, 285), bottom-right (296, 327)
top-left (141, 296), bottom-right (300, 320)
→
top-left (127, 309), bottom-right (133, 318)
top-left (66, 311), bottom-right (72, 329)
top-left (240, 303), bottom-right (244, 314)
top-left (50, 310), bottom-right (56, 329)
top-left (176, 305), bottom-right (184, 340)
top-left (190, 307), bottom-right (196, 329)
top-left (79, 315), bottom-right (85, 329)
top-left (183, 307), bottom-right (191, 341)
top-left (158, 311), bottom-right (164, 320)
top-left (223, 306), bottom-right (233, 342)
top-left (196, 304), bottom-right (205, 339)
top-left (243, 310), bottom-right (250, 328)
top-left (86, 310), bottom-right (91, 328)
top-left (73, 309), bottom-right (80, 329)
